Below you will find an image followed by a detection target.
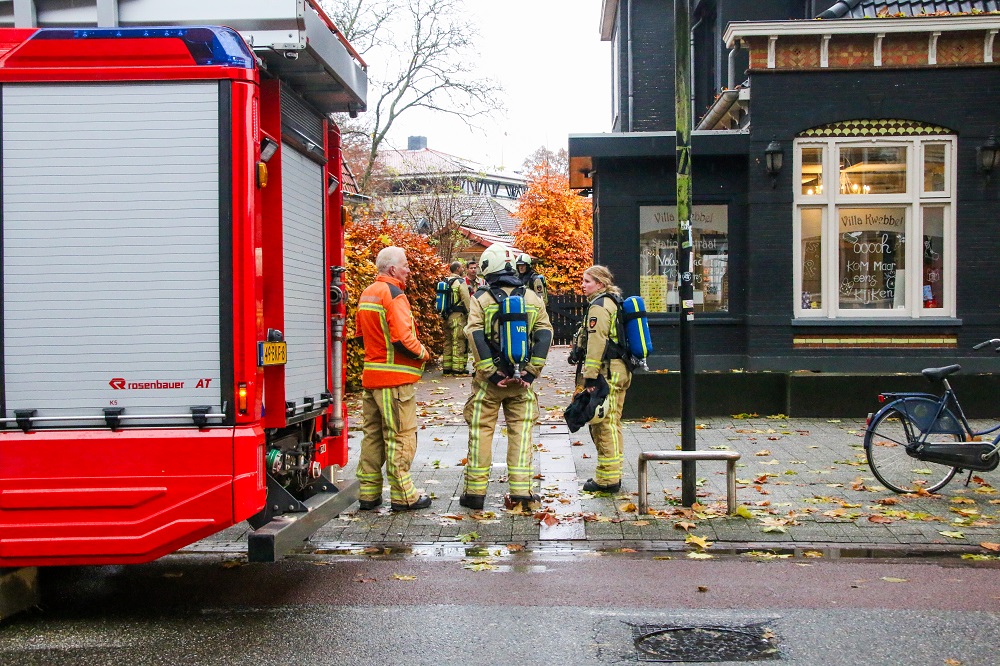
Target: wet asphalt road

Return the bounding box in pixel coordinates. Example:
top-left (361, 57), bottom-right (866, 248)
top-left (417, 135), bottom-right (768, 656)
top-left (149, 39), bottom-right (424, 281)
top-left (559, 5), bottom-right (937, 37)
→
top-left (3, 551), bottom-right (999, 665)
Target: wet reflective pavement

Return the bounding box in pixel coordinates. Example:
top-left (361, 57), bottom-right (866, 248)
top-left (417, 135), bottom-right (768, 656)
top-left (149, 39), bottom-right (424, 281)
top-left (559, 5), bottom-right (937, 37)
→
top-left (4, 549), bottom-right (1000, 665)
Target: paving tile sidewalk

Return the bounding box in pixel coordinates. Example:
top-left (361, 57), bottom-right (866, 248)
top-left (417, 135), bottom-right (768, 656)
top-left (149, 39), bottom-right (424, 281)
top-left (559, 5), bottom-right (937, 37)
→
top-left (194, 347), bottom-right (1000, 555)
top-left (307, 348), bottom-right (1000, 553)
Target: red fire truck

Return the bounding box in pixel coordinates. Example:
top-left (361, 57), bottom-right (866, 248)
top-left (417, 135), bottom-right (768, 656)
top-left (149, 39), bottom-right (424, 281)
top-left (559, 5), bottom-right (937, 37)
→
top-left (0, 0), bottom-right (365, 570)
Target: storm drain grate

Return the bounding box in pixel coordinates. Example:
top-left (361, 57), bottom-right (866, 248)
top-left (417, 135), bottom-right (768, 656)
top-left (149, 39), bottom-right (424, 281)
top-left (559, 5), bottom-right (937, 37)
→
top-left (631, 623), bottom-right (779, 662)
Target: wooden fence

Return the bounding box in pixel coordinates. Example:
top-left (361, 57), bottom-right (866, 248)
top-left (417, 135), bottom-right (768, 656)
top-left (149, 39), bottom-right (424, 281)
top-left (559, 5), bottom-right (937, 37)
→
top-left (546, 294), bottom-right (588, 345)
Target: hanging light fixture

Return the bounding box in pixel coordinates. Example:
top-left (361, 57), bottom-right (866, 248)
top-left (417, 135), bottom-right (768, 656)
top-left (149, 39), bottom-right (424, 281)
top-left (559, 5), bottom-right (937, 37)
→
top-left (978, 134), bottom-right (1000, 175)
top-left (764, 140), bottom-right (784, 188)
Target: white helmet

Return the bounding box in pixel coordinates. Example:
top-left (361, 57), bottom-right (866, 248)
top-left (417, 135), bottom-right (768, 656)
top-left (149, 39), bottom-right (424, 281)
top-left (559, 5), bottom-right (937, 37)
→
top-left (588, 394), bottom-right (613, 424)
top-left (479, 243), bottom-right (516, 277)
top-left (516, 253), bottom-right (532, 267)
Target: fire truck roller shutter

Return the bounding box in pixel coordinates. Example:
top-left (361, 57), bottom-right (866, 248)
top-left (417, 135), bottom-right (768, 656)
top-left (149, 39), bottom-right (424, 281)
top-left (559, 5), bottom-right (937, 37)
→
top-left (1, 82), bottom-right (223, 428)
top-left (280, 146), bottom-right (328, 416)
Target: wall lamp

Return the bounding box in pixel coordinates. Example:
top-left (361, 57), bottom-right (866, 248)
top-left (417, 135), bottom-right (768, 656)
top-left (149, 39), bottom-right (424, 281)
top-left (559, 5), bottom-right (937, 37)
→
top-left (977, 134), bottom-right (999, 176)
top-left (327, 174), bottom-right (340, 194)
top-left (764, 140), bottom-right (783, 188)
top-left (260, 137), bottom-right (279, 163)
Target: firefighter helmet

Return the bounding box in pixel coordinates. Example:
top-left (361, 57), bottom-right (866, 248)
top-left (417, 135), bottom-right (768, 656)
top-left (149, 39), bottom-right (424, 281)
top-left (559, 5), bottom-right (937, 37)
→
top-left (588, 394), bottom-right (613, 424)
top-left (479, 243), bottom-right (516, 277)
top-left (516, 253), bottom-right (532, 268)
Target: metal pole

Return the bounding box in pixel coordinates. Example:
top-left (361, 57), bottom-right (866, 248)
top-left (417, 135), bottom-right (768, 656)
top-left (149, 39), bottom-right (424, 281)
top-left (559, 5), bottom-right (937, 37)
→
top-left (726, 459), bottom-right (737, 515)
top-left (674, 0), bottom-right (697, 507)
top-left (638, 456), bottom-right (649, 515)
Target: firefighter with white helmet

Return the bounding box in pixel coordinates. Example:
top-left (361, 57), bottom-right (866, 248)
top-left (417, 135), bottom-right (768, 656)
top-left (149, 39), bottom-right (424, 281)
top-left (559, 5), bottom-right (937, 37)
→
top-left (460, 243), bottom-right (553, 511)
top-left (515, 252), bottom-right (548, 305)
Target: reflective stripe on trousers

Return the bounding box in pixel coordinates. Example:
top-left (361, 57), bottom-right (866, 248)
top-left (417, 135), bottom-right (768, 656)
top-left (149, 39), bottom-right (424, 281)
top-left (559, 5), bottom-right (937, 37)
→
top-left (589, 369), bottom-right (631, 485)
top-left (356, 384), bottom-right (420, 504)
top-left (442, 312), bottom-right (468, 372)
top-left (463, 379), bottom-right (538, 497)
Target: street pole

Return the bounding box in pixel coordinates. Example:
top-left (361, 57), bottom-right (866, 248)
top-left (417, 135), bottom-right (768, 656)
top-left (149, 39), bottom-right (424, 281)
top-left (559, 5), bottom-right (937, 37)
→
top-left (674, 0), bottom-right (697, 507)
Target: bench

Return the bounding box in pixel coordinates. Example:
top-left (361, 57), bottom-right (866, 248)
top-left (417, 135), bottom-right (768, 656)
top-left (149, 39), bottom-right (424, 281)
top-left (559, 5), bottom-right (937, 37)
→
top-left (637, 450), bottom-right (742, 515)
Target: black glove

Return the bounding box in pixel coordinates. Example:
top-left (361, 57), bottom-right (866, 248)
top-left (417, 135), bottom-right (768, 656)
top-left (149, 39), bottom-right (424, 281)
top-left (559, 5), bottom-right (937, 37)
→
top-left (568, 348), bottom-right (581, 365)
top-left (584, 377), bottom-right (600, 389)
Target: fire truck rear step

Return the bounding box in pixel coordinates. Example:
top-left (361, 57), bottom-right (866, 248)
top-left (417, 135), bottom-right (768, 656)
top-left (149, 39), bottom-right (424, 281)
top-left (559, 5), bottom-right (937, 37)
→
top-left (247, 479), bottom-right (359, 562)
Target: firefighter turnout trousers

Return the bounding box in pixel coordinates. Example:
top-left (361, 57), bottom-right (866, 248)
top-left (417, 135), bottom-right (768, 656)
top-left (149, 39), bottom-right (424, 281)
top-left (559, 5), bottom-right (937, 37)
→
top-left (588, 359), bottom-right (632, 486)
top-left (442, 311), bottom-right (468, 373)
top-left (357, 384), bottom-right (421, 505)
top-left (463, 379), bottom-right (538, 498)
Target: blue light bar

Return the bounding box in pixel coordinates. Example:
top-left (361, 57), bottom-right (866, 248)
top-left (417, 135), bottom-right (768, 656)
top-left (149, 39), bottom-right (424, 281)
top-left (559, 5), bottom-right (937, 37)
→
top-left (31, 26), bottom-right (255, 69)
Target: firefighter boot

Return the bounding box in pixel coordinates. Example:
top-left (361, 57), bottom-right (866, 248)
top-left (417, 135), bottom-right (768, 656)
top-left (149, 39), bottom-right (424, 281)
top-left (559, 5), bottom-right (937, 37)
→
top-left (459, 493), bottom-right (485, 510)
top-left (583, 478), bottom-right (622, 493)
top-left (358, 496), bottom-right (383, 510)
top-left (390, 494), bottom-right (432, 512)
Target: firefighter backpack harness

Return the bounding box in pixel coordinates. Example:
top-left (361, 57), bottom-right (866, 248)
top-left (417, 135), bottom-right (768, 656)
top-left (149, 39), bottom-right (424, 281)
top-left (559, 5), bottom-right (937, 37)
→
top-left (486, 286), bottom-right (530, 378)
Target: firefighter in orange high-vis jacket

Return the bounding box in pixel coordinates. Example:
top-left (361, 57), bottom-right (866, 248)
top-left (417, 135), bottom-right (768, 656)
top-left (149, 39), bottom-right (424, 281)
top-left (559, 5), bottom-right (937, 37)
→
top-left (355, 246), bottom-right (433, 512)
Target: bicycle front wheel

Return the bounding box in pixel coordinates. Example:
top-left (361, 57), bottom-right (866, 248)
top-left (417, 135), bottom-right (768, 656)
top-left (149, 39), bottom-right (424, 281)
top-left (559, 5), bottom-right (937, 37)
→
top-left (864, 407), bottom-right (958, 494)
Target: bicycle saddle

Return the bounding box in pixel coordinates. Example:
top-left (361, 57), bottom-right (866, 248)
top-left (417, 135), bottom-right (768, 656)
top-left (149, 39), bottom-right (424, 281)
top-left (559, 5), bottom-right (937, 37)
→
top-left (921, 364), bottom-right (961, 382)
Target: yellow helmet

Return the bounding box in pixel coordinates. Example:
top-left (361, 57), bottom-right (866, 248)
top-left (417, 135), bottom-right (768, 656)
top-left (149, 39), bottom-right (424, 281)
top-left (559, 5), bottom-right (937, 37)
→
top-left (479, 243), bottom-right (516, 277)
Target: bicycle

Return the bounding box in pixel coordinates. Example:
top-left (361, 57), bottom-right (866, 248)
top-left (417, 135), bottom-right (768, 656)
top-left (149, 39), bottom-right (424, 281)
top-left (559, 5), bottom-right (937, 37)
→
top-left (863, 338), bottom-right (1000, 494)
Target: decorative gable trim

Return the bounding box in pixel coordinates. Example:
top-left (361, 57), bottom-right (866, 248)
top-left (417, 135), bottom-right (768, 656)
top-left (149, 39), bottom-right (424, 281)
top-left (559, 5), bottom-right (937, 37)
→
top-left (798, 118), bottom-right (955, 138)
top-left (728, 15), bottom-right (1000, 71)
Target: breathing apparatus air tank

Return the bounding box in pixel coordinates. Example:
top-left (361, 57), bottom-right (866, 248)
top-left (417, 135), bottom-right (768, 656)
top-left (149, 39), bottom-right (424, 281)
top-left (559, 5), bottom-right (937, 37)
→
top-left (498, 293), bottom-right (529, 378)
top-left (621, 295), bottom-right (652, 371)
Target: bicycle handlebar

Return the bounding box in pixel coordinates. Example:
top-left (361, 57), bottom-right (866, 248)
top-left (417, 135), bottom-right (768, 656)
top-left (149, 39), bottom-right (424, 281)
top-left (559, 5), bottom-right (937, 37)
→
top-left (972, 338), bottom-right (1000, 351)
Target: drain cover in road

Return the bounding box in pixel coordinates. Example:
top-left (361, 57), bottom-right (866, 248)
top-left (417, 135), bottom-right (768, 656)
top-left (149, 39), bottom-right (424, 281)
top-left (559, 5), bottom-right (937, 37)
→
top-left (632, 623), bottom-right (779, 662)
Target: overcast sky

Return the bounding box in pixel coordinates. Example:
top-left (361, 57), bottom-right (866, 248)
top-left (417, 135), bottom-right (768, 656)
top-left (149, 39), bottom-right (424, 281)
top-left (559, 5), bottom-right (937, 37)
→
top-left (382, 0), bottom-right (612, 172)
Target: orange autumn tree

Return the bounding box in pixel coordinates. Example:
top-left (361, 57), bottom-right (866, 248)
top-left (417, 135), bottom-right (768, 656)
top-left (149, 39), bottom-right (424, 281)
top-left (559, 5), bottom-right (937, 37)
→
top-left (514, 164), bottom-right (593, 295)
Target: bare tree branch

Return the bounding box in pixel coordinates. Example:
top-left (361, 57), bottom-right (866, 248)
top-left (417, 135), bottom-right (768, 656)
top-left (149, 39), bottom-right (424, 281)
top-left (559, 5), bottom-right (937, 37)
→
top-left (376, 179), bottom-right (475, 263)
top-left (323, 0), bottom-right (505, 192)
top-left (321, 0), bottom-right (393, 55)
top-left (523, 146), bottom-right (570, 175)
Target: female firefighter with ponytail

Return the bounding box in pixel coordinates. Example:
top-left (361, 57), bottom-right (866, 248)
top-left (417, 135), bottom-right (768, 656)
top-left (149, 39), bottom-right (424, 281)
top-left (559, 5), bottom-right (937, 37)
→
top-left (575, 265), bottom-right (632, 493)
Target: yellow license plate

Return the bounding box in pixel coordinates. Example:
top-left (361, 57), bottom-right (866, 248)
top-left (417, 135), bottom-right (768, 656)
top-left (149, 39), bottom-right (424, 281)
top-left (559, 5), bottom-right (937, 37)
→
top-left (257, 341), bottom-right (287, 366)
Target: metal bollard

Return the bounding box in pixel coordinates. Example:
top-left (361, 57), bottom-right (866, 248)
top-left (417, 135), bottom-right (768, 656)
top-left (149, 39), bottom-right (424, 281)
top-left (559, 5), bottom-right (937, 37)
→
top-left (637, 450), bottom-right (742, 515)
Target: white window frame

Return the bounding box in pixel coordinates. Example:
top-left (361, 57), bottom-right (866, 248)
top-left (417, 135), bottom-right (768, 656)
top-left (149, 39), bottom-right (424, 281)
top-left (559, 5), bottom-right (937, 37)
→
top-left (921, 141), bottom-right (952, 196)
top-left (793, 135), bottom-right (956, 319)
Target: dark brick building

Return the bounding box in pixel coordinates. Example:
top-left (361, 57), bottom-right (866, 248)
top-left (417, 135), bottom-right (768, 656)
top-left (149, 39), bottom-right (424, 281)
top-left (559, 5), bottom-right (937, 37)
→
top-left (571, 0), bottom-right (1000, 381)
